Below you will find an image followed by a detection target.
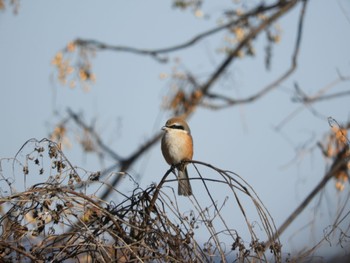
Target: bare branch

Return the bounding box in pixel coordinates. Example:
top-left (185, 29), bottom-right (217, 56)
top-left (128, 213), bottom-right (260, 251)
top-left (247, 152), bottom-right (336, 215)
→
top-left (276, 74), bottom-right (350, 131)
top-left (73, 1), bottom-right (293, 62)
top-left (200, 0), bottom-right (307, 110)
top-left (265, 119), bottom-right (350, 249)
top-left (0, 241), bottom-right (37, 261)
top-left (66, 108), bottom-right (163, 200)
top-left (292, 77), bottom-right (350, 103)
top-left (99, 131), bottom-right (163, 201)
top-left (67, 108), bottom-right (123, 162)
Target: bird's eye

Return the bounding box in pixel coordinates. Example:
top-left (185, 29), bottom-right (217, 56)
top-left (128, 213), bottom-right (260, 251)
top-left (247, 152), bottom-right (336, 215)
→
top-left (170, 124), bottom-right (185, 130)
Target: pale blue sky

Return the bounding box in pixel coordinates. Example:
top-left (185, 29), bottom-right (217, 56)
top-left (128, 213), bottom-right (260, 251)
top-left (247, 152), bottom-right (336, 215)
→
top-left (1, 0), bottom-right (350, 259)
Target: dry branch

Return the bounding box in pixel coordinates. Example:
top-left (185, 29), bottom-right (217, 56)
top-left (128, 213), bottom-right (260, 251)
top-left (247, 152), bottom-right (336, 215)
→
top-left (0, 139), bottom-right (282, 262)
top-left (73, 1), bottom-right (297, 62)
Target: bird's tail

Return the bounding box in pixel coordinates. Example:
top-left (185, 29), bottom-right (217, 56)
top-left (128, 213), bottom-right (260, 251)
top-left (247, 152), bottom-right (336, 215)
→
top-left (178, 167), bottom-right (192, 196)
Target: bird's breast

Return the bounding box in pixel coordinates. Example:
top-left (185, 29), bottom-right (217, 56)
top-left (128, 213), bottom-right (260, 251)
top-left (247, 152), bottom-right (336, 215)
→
top-left (161, 131), bottom-right (193, 165)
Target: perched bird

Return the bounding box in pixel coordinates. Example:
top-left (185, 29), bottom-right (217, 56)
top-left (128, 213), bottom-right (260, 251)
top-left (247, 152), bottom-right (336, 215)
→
top-left (161, 117), bottom-right (193, 196)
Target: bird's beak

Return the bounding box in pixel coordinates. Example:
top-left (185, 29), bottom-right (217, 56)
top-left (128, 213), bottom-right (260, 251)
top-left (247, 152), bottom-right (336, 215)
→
top-left (161, 126), bottom-right (167, 131)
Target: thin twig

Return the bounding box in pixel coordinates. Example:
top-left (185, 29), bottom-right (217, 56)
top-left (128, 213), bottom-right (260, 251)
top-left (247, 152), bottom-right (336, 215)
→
top-left (202, 0), bottom-right (306, 110)
top-left (265, 145), bottom-right (349, 248)
top-left (74, 1), bottom-right (292, 62)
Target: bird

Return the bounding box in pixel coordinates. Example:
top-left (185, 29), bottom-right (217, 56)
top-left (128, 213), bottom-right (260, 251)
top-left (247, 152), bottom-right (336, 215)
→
top-left (161, 117), bottom-right (193, 196)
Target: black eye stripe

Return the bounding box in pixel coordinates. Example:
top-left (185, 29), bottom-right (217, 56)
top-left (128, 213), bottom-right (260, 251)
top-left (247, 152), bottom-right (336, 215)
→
top-left (169, 124), bottom-right (185, 130)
